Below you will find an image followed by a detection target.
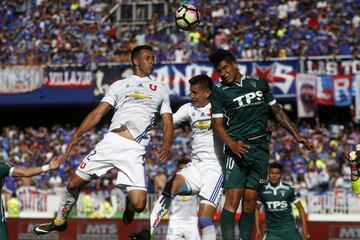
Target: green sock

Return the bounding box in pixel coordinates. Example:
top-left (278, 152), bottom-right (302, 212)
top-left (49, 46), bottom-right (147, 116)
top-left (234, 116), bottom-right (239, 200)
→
top-left (220, 208), bottom-right (235, 240)
top-left (239, 212), bottom-right (255, 240)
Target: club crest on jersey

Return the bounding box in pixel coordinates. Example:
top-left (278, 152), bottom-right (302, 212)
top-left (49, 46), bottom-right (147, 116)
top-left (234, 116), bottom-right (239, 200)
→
top-left (250, 80), bottom-right (256, 88)
top-left (149, 84), bottom-right (157, 91)
top-left (280, 190), bottom-right (286, 197)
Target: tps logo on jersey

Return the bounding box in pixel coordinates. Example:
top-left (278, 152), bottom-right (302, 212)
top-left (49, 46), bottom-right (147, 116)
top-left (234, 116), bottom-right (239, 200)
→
top-left (266, 201), bottom-right (288, 210)
top-left (126, 91), bottom-right (152, 99)
top-left (193, 120), bottom-right (211, 130)
top-left (233, 90), bottom-right (264, 108)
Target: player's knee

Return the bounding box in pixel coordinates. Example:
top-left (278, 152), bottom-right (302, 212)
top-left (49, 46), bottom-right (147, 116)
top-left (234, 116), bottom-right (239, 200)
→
top-left (67, 180), bottom-right (82, 190)
top-left (171, 177), bottom-right (190, 196)
top-left (242, 199), bottom-right (256, 212)
top-left (198, 217), bottom-right (214, 229)
top-left (130, 198), bottom-right (146, 212)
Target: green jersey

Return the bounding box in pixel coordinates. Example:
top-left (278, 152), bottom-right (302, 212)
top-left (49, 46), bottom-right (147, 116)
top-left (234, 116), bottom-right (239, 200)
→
top-left (211, 76), bottom-right (276, 140)
top-left (0, 162), bottom-right (13, 223)
top-left (257, 181), bottom-right (299, 231)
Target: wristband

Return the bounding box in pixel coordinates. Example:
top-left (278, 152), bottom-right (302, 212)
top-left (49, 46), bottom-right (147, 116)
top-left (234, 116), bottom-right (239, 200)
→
top-left (42, 164), bottom-right (50, 172)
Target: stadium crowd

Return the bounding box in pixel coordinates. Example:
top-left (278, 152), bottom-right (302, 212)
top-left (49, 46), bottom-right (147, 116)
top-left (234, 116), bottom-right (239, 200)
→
top-left (1, 0), bottom-right (359, 65)
top-left (1, 122), bottom-right (359, 197)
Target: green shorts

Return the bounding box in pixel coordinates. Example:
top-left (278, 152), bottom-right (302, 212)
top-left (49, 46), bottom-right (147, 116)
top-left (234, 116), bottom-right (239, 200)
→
top-left (264, 227), bottom-right (302, 240)
top-left (0, 222), bottom-right (9, 240)
top-left (222, 138), bottom-right (269, 190)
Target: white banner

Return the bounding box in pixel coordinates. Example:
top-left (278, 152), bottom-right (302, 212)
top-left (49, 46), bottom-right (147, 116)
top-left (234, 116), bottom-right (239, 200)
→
top-left (0, 66), bottom-right (43, 94)
top-left (356, 75), bottom-right (360, 121)
top-left (296, 73), bottom-right (317, 118)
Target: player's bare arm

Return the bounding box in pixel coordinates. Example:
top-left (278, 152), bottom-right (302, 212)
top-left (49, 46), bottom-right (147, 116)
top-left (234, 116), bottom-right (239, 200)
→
top-left (271, 103), bottom-right (315, 152)
top-left (295, 201), bottom-right (310, 240)
top-left (12, 156), bottom-right (63, 177)
top-left (254, 203), bottom-right (262, 240)
top-left (212, 117), bottom-right (249, 157)
top-left (66, 102), bottom-right (112, 158)
top-left (155, 113), bottom-right (174, 160)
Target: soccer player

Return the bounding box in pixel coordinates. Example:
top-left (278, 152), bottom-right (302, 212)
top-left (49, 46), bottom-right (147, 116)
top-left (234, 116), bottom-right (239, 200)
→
top-left (166, 160), bottom-right (200, 240)
top-left (130, 74), bottom-right (223, 240)
top-left (0, 156), bottom-right (62, 239)
top-left (33, 45), bottom-right (174, 235)
top-left (349, 144), bottom-right (360, 194)
top-left (254, 162), bottom-right (310, 240)
top-left (208, 49), bottom-right (315, 240)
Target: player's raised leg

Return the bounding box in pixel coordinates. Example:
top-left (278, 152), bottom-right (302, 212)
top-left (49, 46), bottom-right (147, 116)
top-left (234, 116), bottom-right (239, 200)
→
top-left (33, 174), bottom-right (89, 234)
top-left (123, 188), bottom-right (147, 224)
top-left (150, 173), bottom-right (190, 234)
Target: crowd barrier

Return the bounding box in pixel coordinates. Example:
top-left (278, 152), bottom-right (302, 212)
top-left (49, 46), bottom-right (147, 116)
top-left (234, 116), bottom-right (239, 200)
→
top-left (6, 218), bottom-right (360, 240)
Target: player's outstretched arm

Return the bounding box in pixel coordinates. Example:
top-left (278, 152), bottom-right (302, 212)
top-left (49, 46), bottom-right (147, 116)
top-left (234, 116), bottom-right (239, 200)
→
top-left (349, 146), bottom-right (360, 194)
top-left (254, 203), bottom-right (262, 240)
top-left (11, 156), bottom-right (63, 178)
top-left (66, 102), bottom-right (112, 158)
top-left (212, 117), bottom-right (249, 157)
top-left (271, 103), bottom-right (315, 152)
top-left (295, 201), bottom-right (310, 240)
top-left (155, 113), bottom-right (174, 161)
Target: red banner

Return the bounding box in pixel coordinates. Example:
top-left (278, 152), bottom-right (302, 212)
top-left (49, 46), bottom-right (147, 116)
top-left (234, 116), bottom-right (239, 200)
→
top-left (7, 219), bottom-right (360, 240)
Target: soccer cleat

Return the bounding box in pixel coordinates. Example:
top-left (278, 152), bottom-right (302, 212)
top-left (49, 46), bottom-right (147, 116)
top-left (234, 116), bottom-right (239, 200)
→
top-left (33, 220), bottom-right (67, 235)
top-left (123, 197), bottom-right (135, 225)
top-left (129, 229), bottom-right (151, 240)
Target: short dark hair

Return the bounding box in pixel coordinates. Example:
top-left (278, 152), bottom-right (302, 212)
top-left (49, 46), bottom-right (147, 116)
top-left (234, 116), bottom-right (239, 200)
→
top-left (189, 74), bottom-right (213, 90)
top-left (208, 49), bottom-right (236, 67)
top-left (131, 45), bottom-right (153, 65)
top-left (269, 162), bottom-right (283, 171)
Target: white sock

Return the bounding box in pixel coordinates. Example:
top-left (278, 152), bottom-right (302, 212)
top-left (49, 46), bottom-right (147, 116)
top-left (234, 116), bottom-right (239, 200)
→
top-left (149, 193), bottom-right (172, 234)
top-left (201, 225), bottom-right (216, 240)
top-left (56, 187), bottom-right (80, 221)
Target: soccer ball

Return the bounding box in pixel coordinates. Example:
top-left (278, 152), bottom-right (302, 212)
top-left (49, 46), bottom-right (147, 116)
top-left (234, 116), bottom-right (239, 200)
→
top-left (175, 4), bottom-right (200, 31)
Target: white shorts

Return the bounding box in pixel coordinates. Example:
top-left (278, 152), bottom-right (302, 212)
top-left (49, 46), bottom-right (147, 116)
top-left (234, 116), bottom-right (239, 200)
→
top-left (177, 161), bottom-right (223, 207)
top-left (166, 221), bottom-right (200, 240)
top-left (75, 132), bottom-right (146, 190)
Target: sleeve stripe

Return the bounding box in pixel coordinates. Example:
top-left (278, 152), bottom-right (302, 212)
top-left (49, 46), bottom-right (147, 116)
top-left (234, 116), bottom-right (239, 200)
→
top-left (293, 198), bottom-right (301, 203)
top-left (268, 99), bottom-right (277, 106)
top-left (9, 167), bottom-right (14, 177)
top-left (256, 201), bottom-right (262, 205)
top-left (212, 114), bottom-right (224, 118)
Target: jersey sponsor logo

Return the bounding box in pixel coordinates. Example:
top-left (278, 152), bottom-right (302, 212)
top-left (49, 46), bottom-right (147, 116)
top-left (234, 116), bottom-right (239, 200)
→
top-left (126, 91), bottom-right (152, 99)
top-left (266, 201), bottom-right (288, 210)
top-left (233, 91), bottom-right (264, 108)
top-left (193, 120), bottom-right (211, 130)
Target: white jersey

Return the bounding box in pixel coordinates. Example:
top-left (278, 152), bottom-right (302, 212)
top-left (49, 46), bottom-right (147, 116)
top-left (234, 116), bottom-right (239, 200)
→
top-left (101, 75), bottom-right (172, 146)
top-left (173, 102), bottom-right (222, 162)
top-left (168, 195), bottom-right (198, 223)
